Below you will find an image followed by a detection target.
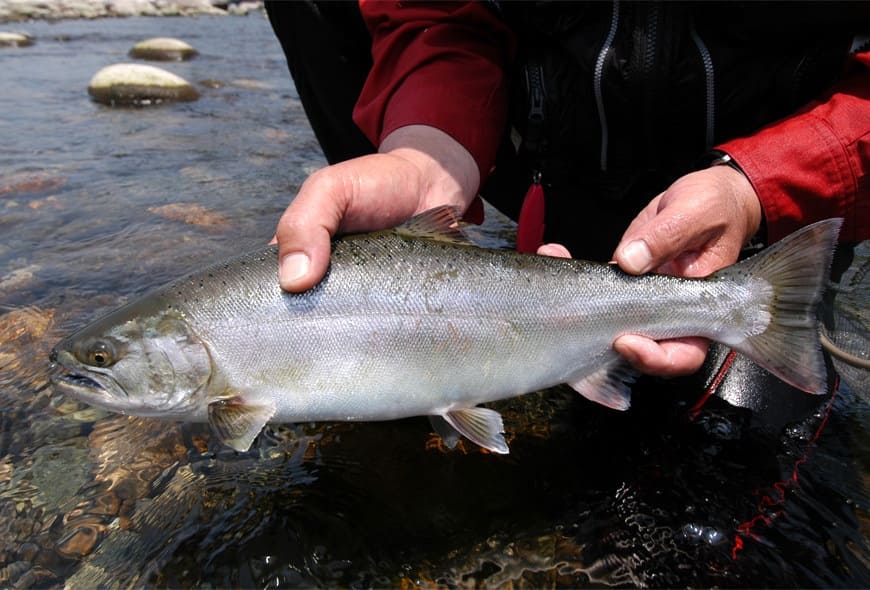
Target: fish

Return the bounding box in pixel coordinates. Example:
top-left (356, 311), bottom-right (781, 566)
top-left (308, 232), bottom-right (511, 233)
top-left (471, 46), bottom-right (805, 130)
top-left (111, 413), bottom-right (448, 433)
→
top-left (821, 241), bottom-right (870, 400)
top-left (49, 207), bottom-right (842, 454)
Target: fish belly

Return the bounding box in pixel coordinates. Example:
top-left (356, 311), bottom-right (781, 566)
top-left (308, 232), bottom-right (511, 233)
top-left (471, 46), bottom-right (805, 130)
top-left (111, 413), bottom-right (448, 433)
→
top-left (204, 310), bottom-right (615, 422)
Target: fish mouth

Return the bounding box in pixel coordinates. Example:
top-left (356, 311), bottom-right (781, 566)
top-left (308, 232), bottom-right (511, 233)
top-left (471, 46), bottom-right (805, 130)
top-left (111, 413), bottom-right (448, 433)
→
top-left (50, 371), bottom-right (106, 394)
top-left (48, 349), bottom-right (112, 398)
top-left (49, 369), bottom-right (113, 403)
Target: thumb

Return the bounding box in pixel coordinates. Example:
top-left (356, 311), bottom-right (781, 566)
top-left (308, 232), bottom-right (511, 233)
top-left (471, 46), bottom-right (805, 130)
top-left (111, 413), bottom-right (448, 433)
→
top-left (615, 166), bottom-right (761, 277)
top-left (614, 214), bottom-right (699, 275)
top-left (275, 173), bottom-right (348, 292)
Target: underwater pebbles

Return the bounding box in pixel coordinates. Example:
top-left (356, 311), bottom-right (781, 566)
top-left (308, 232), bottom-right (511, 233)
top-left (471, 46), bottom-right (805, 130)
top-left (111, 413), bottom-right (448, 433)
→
top-left (0, 32), bottom-right (34, 47)
top-left (128, 37), bottom-right (198, 61)
top-left (87, 63), bottom-right (199, 106)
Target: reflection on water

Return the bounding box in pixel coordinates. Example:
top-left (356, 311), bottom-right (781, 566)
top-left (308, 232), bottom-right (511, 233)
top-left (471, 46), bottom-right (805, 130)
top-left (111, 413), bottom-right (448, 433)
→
top-left (0, 14), bottom-right (867, 589)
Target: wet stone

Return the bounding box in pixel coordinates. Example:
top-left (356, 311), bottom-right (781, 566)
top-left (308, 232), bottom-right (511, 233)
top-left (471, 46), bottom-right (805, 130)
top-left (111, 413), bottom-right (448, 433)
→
top-left (0, 173), bottom-right (65, 196)
top-left (0, 561), bottom-right (30, 586)
top-left (87, 63), bottom-right (199, 106)
top-left (51, 397), bottom-right (87, 416)
top-left (89, 492), bottom-right (121, 517)
top-left (0, 32), bottom-right (34, 48)
top-left (230, 78), bottom-right (272, 90)
top-left (198, 78), bottom-right (224, 89)
top-left (129, 37), bottom-right (198, 61)
top-left (148, 203), bottom-right (229, 228)
top-left (0, 264), bottom-right (40, 295)
top-left (0, 305), bottom-right (53, 343)
top-left (227, 1), bottom-right (263, 16)
top-left (56, 524), bottom-right (103, 558)
top-left (10, 565), bottom-right (55, 588)
top-left (17, 542), bottom-right (40, 562)
top-left (68, 407), bottom-right (109, 423)
top-left (0, 306), bottom-right (55, 391)
top-left (29, 442), bottom-right (90, 512)
top-left (28, 196), bottom-right (63, 210)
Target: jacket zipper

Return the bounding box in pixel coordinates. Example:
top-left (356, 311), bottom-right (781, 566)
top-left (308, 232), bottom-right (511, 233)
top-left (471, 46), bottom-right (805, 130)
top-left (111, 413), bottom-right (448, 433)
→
top-left (639, 1), bottom-right (661, 166)
top-left (593, 0), bottom-right (620, 171)
top-left (524, 61), bottom-right (547, 153)
top-left (689, 18), bottom-right (715, 150)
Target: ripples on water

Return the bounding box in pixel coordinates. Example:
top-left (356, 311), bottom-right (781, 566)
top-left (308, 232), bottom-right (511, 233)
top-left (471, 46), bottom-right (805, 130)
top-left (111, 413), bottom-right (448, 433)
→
top-left (0, 13), bottom-right (867, 589)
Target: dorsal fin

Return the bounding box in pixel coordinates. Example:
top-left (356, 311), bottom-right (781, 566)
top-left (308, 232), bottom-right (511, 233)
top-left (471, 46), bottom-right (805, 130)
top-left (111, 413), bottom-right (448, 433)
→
top-left (394, 205), bottom-right (473, 245)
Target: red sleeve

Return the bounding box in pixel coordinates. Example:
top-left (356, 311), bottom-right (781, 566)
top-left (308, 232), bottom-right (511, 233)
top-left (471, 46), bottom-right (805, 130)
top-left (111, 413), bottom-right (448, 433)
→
top-left (717, 51), bottom-right (870, 244)
top-left (353, 1), bottom-right (515, 182)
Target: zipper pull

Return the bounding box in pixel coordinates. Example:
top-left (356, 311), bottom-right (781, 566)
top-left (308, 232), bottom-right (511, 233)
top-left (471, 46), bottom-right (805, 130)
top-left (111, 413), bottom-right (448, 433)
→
top-left (517, 171), bottom-right (546, 253)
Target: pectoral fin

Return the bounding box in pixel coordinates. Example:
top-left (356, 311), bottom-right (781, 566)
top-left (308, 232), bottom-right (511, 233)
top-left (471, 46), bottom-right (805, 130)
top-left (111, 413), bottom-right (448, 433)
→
top-left (441, 407), bottom-right (509, 454)
top-left (207, 397), bottom-right (276, 452)
top-left (567, 360), bottom-right (637, 411)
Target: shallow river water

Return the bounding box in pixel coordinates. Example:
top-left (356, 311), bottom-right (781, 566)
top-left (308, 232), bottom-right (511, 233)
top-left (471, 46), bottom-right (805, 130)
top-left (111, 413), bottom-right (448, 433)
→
top-left (0, 13), bottom-right (868, 589)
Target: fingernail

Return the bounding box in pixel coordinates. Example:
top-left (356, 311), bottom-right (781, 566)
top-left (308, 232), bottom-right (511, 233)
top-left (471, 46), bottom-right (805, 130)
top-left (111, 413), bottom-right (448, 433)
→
top-left (280, 252), bottom-right (309, 285)
top-left (621, 240), bottom-right (652, 274)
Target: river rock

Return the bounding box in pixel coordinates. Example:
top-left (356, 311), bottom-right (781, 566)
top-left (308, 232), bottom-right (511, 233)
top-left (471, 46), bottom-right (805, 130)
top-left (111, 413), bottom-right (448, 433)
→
top-left (0, 31), bottom-right (33, 47)
top-left (128, 37), bottom-right (198, 61)
top-left (226, 1), bottom-right (263, 15)
top-left (106, 0), bottom-right (222, 17)
top-left (0, 0), bottom-right (224, 22)
top-left (87, 63), bottom-right (199, 106)
top-left (148, 202), bottom-right (229, 227)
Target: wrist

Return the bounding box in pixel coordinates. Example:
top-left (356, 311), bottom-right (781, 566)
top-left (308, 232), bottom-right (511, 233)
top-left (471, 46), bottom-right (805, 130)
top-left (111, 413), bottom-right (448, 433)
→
top-left (707, 151), bottom-right (742, 173)
top-left (380, 125), bottom-right (480, 212)
top-left (707, 153), bottom-right (765, 248)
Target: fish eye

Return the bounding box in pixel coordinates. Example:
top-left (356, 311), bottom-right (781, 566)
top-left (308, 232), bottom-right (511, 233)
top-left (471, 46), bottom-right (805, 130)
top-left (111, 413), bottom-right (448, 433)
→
top-left (85, 341), bottom-right (116, 368)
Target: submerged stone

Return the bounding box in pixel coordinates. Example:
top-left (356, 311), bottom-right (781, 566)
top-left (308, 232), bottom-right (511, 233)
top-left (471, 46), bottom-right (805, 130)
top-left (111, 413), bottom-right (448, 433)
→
top-left (148, 202), bottom-right (229, 227)
top-left (56, 524), bottom-right (103, 558)
top-left (87, 63), bottom-right (199, 106)
top-left (128, 37), bottom-right (198, 61)
top-left (0, 32), bottom-right (34, 47)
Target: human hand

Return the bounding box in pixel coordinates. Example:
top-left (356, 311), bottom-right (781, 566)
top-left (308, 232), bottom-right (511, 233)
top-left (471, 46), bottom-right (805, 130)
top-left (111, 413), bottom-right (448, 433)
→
top-left (541, 164), bottom-right (762, 378)
top-left (613, 165), bottom-right (762, 376)
top-left (273, 125), bottom-right (480, 292)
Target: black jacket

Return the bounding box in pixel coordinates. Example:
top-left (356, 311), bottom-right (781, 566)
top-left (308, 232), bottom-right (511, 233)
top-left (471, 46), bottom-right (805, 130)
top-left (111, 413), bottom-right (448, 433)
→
top-left (482, 1), bottom-right (864, 260)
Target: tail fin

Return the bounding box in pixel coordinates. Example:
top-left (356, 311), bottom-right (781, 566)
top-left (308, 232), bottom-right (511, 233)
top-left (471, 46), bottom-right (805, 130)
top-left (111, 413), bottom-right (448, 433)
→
top-left (716, 218), bottom-right (842, 395)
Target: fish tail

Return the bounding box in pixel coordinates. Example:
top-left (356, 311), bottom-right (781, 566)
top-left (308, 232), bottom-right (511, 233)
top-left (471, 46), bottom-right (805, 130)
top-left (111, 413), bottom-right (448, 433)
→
top-left (717, 218), bottom-right (842, 395)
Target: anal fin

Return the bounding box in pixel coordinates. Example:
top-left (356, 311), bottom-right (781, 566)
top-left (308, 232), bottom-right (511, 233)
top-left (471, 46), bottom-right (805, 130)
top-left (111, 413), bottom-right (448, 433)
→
top-left (441, 407), bottom-right (509, 454)
top-left (567, 359), bottom-right (637, 411)
top-left (208, 397), bottom-right (276, 452)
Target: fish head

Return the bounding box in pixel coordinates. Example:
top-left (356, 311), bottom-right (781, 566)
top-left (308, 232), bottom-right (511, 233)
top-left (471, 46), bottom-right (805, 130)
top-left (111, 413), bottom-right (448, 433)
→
top-left (50, 307), bottom-right (212, 418)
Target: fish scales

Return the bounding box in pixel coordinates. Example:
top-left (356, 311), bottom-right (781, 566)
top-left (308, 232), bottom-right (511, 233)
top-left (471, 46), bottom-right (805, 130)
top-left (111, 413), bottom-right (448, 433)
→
top-left (50, 208), bottom-right (842, 453)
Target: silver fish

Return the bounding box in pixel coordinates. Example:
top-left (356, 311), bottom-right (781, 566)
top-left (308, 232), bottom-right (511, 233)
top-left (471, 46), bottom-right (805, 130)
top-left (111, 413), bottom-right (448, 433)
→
top-left (50, 207), bottom-right (842, 454)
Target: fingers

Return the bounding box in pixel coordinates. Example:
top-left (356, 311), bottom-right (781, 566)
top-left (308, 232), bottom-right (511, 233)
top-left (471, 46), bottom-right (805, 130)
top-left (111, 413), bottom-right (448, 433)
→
top-left (614, 335), bottom-right (709, 377)
top-left (536, 243), bottom-right (572, 258)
